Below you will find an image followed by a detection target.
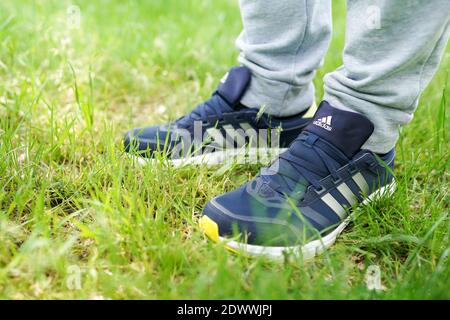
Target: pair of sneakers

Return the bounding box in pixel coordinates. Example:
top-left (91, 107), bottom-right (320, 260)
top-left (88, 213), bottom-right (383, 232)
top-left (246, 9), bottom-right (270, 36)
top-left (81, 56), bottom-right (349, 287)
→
top-left (124, 66), bottom-right (396, 260)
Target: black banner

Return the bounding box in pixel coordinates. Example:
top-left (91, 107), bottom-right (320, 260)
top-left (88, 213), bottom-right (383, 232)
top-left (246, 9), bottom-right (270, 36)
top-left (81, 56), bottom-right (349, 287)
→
top-left (0, 300), bottom-right (445, 319)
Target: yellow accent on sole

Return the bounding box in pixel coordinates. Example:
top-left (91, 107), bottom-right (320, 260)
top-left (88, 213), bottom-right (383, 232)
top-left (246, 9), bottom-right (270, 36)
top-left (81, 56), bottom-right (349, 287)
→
top-left (199, 216), bottom-right (239, 254)
top-left (199, 215), bottom-right (219, 243)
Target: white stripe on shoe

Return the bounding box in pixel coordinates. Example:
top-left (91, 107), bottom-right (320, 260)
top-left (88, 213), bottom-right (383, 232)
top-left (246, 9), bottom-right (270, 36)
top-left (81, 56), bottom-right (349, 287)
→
top-left (210, 180), bottom-right (397, 262)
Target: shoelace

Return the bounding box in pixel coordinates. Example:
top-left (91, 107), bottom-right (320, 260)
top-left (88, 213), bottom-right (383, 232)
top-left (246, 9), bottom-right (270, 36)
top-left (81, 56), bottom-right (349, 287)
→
top-left (175, 93), bottom-right (232, 128)
top-left (261, 132), bottom-right (351, 196)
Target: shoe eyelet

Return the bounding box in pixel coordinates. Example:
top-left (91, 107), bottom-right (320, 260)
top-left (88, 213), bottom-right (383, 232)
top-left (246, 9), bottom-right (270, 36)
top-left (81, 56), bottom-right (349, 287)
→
top-left (348, 166), bottom-right (358, 175)
top-left (314, 186), bottom-right (326, 195)
top-left (332, 176), bottom-right (343, 184)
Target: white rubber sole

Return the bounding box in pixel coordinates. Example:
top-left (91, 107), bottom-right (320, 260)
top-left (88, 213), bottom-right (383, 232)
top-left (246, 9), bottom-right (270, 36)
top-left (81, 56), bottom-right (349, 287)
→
top-left (215, 180), bottom-right (397, 261)
top-left (129, 147), bottom-right (288, 167)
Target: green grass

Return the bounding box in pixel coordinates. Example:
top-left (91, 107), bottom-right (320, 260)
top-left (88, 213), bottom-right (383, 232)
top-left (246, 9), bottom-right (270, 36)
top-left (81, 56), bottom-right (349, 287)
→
top-left (0, 0), bottom-right (449, 299)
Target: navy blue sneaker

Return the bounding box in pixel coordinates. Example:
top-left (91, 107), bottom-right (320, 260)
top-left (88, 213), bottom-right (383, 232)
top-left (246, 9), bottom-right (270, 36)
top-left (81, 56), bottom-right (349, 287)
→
top-left (124, 66), bottom-right (314, 166)
top-left (200, 101), bottom-right (396, 260)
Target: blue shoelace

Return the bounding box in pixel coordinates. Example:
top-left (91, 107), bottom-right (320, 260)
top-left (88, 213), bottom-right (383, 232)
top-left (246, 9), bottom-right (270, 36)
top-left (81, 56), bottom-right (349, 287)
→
top-left (260, 132), bottom-right (351, 196)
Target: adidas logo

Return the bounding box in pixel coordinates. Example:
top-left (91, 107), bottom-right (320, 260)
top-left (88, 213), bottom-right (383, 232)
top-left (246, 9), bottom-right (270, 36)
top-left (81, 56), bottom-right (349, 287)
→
top-left (313, 116), bottom-right (333, 131)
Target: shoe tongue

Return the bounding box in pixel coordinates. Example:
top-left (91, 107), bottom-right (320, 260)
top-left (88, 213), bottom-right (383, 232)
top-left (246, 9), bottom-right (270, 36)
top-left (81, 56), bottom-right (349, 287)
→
top-left (304, 101), bottom-right (374, 158)
top-left (217, 66), bottom-right (251, 107)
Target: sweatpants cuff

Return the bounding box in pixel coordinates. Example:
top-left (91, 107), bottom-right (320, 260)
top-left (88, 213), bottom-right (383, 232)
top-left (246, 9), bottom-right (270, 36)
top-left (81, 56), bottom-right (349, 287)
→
top-left (240, 72), bottom-right (314, 117)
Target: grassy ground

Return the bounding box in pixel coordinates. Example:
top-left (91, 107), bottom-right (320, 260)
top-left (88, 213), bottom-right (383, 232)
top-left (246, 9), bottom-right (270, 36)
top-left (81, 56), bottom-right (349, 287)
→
top-left (0, 0), bottom-right (448, 299)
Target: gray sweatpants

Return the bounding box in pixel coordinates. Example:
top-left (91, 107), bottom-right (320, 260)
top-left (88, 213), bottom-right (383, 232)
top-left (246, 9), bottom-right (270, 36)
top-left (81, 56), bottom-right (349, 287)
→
top-left (237, 0), bottom-right (450, 153)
